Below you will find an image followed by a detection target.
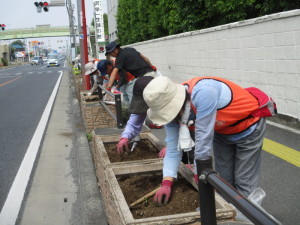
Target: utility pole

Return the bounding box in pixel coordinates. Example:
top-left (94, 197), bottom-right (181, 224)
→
top-left (81, 0), bottom-right (90, 90)
top-left (66, 0), bottom-right (76, 61)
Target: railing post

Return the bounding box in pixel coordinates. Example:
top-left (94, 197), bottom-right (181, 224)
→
top-left (196, 158), bottom-right (217, 225)
top-left (114, 94), bottom-right (124, 129)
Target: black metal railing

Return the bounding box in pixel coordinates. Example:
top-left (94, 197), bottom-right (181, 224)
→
top-left (96, 84), bottom-right (124, 129)
top-left (196, 158), bottom-right (282, 225)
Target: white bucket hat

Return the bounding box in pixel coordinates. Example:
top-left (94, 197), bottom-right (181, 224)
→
top-left (143, 76), bottom-right (186, 126)
top-left (84, 62), bottom-right (97, 75)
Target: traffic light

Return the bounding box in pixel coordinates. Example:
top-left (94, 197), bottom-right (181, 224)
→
top-left (43, 2), bottom-right (49, 12)
top-left (34, 2), bottom-right (42, 13)
top-left (1, 24), bottom-right (5, 31)
top-left (34, 2), bottom-right (49, 12)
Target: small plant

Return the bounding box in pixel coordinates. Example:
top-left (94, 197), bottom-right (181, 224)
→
top-left (143, 198), bottom-right (149, 207)
top-left (86, 133), bottom-right (93, 142)
top-left (1, 58), bottom-right (8, 66)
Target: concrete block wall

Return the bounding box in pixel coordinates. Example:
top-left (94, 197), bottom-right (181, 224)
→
top-left (129, 10), bottom-right (300, 121)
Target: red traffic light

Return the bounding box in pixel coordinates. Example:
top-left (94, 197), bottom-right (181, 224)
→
top-left (1, 24), bottom-right (6, 30)
top-left (43, 2), bottom-right (49, 11)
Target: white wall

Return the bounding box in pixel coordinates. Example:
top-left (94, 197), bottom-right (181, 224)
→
top-left (107, 0), bottom-right (118, 42)
top-left (129, 10), bottom-right (300, 120)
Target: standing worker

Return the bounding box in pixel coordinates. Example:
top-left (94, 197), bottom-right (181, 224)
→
top-left (140, 76), bottom-right (276, 206)
top-left (104, 41), bottom-right (157, 90)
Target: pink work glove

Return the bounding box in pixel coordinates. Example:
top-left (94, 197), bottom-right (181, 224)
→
top-left (158, 147), bottom-right (166, 158)
top-left (104, 83), bottom-right (111, 91)
top-left (116, 137), bottom-right (129, 154)
top-left (194, 174), bottom-right (199, 184)
top-left (153, 180), bottom-right (173, 206)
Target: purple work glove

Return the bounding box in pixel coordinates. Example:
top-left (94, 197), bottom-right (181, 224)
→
top-left (116, 137), bottom-right (129, 154)
top-left (158, 147), bottom-right (166, 158)
top-left (153, 180), bottom-right (173, 206)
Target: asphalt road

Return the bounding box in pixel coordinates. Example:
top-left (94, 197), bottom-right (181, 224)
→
top-left (151, 122), bottom-right (300, 225)
top-left (0, 62), bottom-right (62, 212)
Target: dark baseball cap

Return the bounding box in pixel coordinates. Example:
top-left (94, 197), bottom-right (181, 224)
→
top-left (105, 41), bottom-right (120, 56)
top-left (97, 60), bottom-right (113, 76)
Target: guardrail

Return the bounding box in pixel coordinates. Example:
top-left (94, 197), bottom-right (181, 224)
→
top-left (96, 84), bottom-right (124, 129)
top-left (196, 158), bottom-right (282, 225)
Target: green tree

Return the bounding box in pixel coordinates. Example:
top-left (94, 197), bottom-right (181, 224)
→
top-left (103, 13), bottom-right (109, 36)
top-left (10, 40), bottom-right (25, 47)
top-left (116, 0), bottom-right (300, 45)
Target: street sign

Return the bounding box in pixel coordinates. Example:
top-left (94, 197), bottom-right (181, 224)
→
top-left (79, 34), bottom-right (84, 39)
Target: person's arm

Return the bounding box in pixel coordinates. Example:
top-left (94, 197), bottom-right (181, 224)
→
top-left (162, 121), bottom-right (182, 179)
top-left (154, 121), bottom-right (182, 205)
top-left (192, 84), bottom-right (219, 161)
top-left (107, 67), bottom-right (119, 89)
top-left (121, 113), bottom-right (147, 140)
top-left (116, 113), bottom-right (147, 154)
top-left (140, 54), bottom-right (153, 67)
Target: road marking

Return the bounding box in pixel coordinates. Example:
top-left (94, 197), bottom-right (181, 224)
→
top-left (0, 77), bottom-right (21, 87)
top-left (263, 138), bottom-right (300, 167)
top-left (15, 72), bottom-right (22, 76)
top-left (0, 71), bottom-right (63, 225)
top-left (267, 120), bottom-right (300, 134)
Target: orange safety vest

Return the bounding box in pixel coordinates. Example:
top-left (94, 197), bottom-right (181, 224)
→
top-left (183, 77), bottom-right (260, 135)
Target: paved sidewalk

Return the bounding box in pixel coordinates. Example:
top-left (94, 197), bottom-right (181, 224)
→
top-left (17, 70), bottom-right (107, 225)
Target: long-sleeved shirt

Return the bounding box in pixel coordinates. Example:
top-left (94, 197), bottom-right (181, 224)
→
top-left (121, 79), bottom-right (257, 178)
top-left (121, 113), bottom-right (147, 140)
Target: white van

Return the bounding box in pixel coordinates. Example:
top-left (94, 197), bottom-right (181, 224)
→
top-left (47, 54), bottom-right (60, 67)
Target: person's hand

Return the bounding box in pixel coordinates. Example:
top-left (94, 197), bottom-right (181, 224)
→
top-left (116, 138), bottom-right (129, 154)
top-left (194, 174), bottom-right (199, 184)
top-left (104, 83), bottom-right (112, 91)
top-left (158, 147), bottom-right (166, 158)
top-left (153, 180), bottom-right (173, 206)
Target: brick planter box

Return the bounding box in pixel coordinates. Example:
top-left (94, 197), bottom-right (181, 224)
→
top-left (93, 132), bottom-right (235, 225)
top-left (80, 92), bottom-right (117, 132)
top-left (98, 164), bottom-right (235, 225)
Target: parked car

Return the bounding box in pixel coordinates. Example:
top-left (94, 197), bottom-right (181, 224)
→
top-left (47, 54), bottom-right (60, 67)
top-left (31, 56), bottom-right (43, 65)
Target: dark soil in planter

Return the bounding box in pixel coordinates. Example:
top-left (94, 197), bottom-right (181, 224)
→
top-left (118, 173), bottom-right (199, 219)
top-left (104, 139), bottom-right (159, 162)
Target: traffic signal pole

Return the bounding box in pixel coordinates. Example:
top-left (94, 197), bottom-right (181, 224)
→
top-left (81, 0), bottom-right (90, 90)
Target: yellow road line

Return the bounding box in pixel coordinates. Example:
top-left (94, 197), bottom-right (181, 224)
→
top-left (0, 77), bottom-right (21, 87)
top-left (263, 138), bottom-right (300, 167)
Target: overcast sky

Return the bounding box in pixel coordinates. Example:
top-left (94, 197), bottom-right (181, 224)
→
top-left (0, 0), bottom-right (107, 29)
top-left (0, 0), bottom-right (107, 49)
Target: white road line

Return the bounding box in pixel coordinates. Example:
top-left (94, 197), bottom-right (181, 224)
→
top-left (15, 73), bottom-right (22, 76)
top-left (0, 71), bottom-right (63, 225)
top-left (267, 120), bottom-right (300, 134)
